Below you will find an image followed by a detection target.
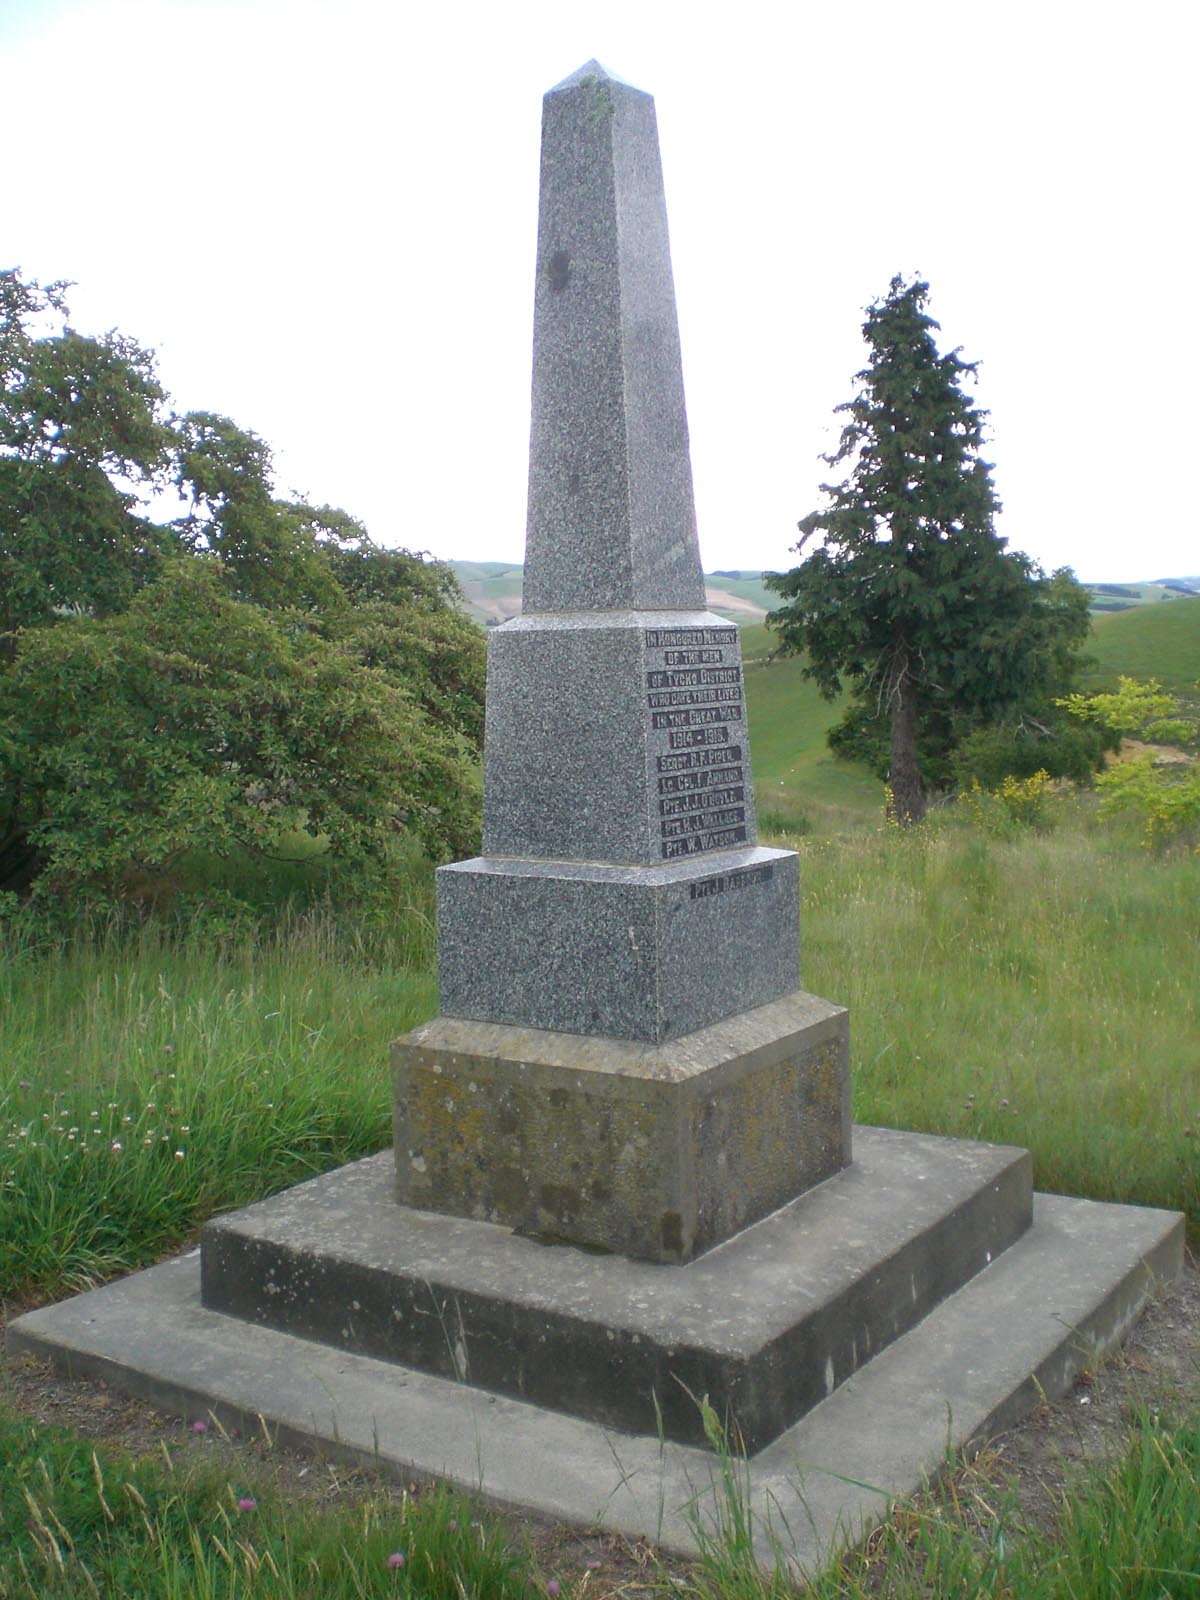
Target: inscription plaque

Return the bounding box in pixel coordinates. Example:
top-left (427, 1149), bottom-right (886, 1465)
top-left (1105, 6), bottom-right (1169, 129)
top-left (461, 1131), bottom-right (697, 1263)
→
top-left (645, 625), bottom-right (751, 860)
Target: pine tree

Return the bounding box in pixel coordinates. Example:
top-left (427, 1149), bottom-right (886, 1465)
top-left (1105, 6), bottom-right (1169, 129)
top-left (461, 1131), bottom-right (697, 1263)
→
top-left (767, 275), bottom-right (1085, 823)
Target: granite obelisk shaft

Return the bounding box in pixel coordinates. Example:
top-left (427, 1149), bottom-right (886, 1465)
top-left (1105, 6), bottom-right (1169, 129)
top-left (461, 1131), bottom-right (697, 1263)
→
top-left (523, 61), bottom-right (705, 613)
top-left (435, 58), bottom-right (798, 1045)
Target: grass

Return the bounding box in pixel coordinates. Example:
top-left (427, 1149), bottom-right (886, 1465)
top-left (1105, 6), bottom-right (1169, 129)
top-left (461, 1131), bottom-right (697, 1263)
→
top-left (4, 1385), bottom-right (1195, 1599)
top-left (0, 1402), bottom-right (531, 1598)
top-left (3, 800), bottom-right (1192, 1297)
top-left (740, 623), bottom-right (881, 834)
top-left (676, 1401), bottom-right (1200, 1600)
top-left (809, 1408), bottom-right (1200, 1598)
top-left (788, 802), bottom-right (1199, 1239)
top-left (0, 912), bottom-right (434, 1302)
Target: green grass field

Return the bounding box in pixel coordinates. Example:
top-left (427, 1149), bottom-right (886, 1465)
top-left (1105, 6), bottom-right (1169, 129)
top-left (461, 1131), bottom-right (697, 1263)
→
top-left (1086, 594), bottom-right (1200, 696)
top-left (740, 628), bottom-right (881, 832)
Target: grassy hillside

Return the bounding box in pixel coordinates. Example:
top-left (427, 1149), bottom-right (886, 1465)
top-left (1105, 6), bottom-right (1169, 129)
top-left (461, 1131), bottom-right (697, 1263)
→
top-left (742, 598), bottom-right (1200, 830)
top-left (741, 622), bottom-right (881, 830)
top-left (1085, 578), bottom-right (1199, 611)
top-left (699, 571), bottom-right (780, 618)
top-left (1085, 594), bottom-right (1200, 696)
top-left (449, 561), bottom-right (524, 626)
top-left (447, 568), bottom-right (1198, 818)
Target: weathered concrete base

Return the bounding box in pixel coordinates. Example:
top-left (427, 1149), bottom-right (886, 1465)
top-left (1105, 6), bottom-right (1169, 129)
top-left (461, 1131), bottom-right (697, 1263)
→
top-left (202, 1127), bottom-right (1025, 1448)
top-left (8, 1178), bottom-right (1182, 1574)
top-left (392, 990), bottom-right (850, 1264)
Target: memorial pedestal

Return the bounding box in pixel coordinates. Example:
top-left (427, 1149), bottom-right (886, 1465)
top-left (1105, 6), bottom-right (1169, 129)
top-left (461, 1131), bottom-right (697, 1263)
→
top-left (435, 847), bottom-right (799, 1044)
top-left (196, 1125), bottom-right (1033, 1452)
top-left (393, 990), bottom-right (849, 1263)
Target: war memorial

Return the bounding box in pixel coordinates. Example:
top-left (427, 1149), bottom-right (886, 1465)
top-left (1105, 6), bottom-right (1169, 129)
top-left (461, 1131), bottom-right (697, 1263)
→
top-left (10, 62), bottom-right (1183, 1572)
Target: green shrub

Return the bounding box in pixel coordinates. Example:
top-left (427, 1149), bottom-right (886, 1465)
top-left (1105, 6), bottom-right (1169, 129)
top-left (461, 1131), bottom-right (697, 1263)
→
top-left (959, 770), bottom-right (1057, 835)
top-left (0, 561), bottom-right (481, 909)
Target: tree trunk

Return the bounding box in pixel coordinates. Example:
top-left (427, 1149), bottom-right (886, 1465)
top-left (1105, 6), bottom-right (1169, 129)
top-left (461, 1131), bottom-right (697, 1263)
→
top-left (888, 642), bottom-right (925, 826)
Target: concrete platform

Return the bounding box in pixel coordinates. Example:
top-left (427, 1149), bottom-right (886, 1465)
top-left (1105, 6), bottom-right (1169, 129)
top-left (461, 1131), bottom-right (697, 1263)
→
top-left (8, 1182), bottom-right (1182, 1574)
top-left (199, 1126), bottom-right (1029, 1448)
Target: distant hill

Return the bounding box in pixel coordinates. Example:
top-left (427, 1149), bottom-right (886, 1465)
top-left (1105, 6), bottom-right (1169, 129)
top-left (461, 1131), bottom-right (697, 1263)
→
top-left (1084, 578), bottom-right (1199, 612)
top-left (447, 562), bottom-right (525, 625)
top-left (449, 563), bottom-right (1200, 625)
top-left (448, 564), bottom-right (783, 625)
top-left (1085, 594), bottom-right (1200, 696)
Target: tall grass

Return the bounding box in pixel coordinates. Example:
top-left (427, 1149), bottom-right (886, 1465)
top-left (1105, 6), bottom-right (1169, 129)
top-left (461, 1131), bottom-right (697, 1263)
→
top-left (814, 1408), bottom-right (1200, 1599)
top-left (4, 795), bottom-right (1196, 1302)
top-left (4, 1384), bottom-right (1196, 1600)
top-left (677, 1402), bottom-right (1200, 1599)
top-left (2, 806), bottom-right (1197, 1592)
top-left (0, 1401), bottom-right (531, 1599)
top-left (782, 799), bottom-right (1200, 1238)
top-left (0, 907), bottom-right (436, 1302)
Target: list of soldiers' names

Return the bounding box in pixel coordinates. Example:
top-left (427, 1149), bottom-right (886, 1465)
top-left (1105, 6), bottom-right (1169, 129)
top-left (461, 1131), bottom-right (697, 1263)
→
top-left (645, 625), bottom-right (749, 861)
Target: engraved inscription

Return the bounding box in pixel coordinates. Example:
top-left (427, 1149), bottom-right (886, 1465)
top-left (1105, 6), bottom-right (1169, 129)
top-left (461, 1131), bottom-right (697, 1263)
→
top-left (645, 626), bottom-right (751, 860)
top-left (689, 863), bottom-right (775, 901)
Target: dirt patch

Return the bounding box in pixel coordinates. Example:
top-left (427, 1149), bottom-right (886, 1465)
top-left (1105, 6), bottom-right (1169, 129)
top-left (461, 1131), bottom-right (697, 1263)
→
top-left (703, 588), bottom-right (768, 622)
top-left (1111, 738), bottom-right (1194, 765)
top-left (988, 1251), bottom-right (1200, 1537)
top-left (3, 1256), bottom-right (1197, 1590)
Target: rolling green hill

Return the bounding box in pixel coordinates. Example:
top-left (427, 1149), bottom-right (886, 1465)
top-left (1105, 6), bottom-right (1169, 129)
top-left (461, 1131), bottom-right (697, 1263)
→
top-left (448, 561), bottom-right (524, 625)
top-left (695, 572), bottom-right (781, 619)
top-left (1085, 595), bottom-right (1200, 696)
top-left (1086, 579), bottom-right (1199, 612)
top-left (740, 623), bottom-right (881, 831)
top-left (449, 562), bottom-right (1199, 626)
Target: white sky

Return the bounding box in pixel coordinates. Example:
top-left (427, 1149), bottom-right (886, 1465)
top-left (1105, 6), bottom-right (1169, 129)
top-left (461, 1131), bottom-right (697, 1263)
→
top-left (3, 0), bottom-right (1196, 583)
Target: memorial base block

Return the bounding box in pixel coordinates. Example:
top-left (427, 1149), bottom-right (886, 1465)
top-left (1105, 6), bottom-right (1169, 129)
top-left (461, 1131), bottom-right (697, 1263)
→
top-left (392, 990), bottom-right (849, 1264)
top-left (436, 846), bottom-right (799, 1044)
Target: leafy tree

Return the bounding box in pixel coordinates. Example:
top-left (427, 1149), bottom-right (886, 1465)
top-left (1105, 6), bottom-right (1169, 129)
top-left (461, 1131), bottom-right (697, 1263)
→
top-left (766, 275), bottom-right (1092, 823)
top-left (826, 571), bottom-right (1108, 791)
top-left (168, 417), bottom-right (487, 749)
top-left (171, 411), bottom-right (345, 613)
top-left (0, 561), bottom-right (481, 901)
top-left (1057, 677), bottom-right (1194, 747)
top-left (1059, 677), bottom-right (1200, 848)
top-left (0, 269), bottom-right (486, 908)
top-left (1, 269), bottom-right (174, 658)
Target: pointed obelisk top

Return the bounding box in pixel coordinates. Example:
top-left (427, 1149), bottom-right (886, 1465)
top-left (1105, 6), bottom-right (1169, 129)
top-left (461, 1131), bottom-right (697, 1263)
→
top-left (548, 58), bottom-right (637, 93)
top-left (522, 63), bottom-right (706, 613)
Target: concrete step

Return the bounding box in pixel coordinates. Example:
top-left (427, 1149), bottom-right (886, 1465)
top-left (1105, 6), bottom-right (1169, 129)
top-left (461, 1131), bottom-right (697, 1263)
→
top-left (8, 1174), bottom-right (1181, 1572)
top-left (199, 1126), bottom-right (1031, 1448)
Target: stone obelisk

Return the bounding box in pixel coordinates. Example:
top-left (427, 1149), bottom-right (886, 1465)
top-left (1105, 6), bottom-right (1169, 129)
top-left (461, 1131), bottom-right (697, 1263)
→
top-left (391, 61), bottom-right (850, 1263)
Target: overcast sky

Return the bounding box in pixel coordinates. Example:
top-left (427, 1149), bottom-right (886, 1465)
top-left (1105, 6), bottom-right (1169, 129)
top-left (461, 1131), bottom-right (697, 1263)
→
top-left (4, 0), bottom-right (1196, 583)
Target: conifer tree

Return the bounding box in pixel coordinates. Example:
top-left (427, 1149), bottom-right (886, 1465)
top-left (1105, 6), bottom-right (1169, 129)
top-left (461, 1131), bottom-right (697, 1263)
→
top-left (767, 276), bottom-right (1086, 823)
